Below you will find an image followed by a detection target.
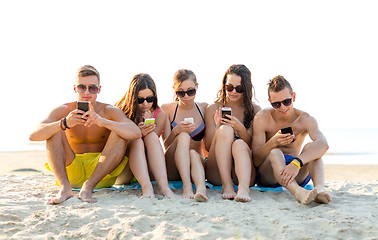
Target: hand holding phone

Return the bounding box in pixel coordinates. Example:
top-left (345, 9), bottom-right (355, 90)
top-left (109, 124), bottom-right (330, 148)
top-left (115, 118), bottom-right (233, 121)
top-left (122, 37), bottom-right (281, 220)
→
top-left (281, 126), bottom-right (295, 142)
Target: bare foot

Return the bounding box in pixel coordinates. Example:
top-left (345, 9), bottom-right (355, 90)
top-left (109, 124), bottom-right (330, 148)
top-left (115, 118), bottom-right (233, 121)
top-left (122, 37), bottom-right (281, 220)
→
top-left (314, 186), bottom-right (332, 204)
top-left (48, 186), bottom-right (75, 205)
top-left (194, 186), bottom-right (208, 202)
top-left (182, 185), bottom-right (194, 199)
top-left (222, 185), bottom-right (236, 200)
top-left (194, 193), bottom-right (208, 202)
top-left (296, 188), bottom-right (317, 205)
top-left (141, 184), bottom-right (155, 198)
top-left (235, 187), bottom-right (251, 202)
top-left (158, 187), bottom-right (176, 198)
top-left (78, 182), bottom-right (97, 203)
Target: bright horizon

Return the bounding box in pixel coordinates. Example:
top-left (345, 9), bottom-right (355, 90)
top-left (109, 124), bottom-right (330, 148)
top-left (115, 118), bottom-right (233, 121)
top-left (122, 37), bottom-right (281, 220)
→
top-left (1, 0), bottom-right (377, 151)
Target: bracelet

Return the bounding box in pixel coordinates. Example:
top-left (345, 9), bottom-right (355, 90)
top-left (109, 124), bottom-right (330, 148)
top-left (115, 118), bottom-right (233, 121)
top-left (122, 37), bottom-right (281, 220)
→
top-left (294, 157), bottom-right (303, 167)
top-left (60, 119), bottom-right (66, 131)
top-left (63, 117), bottom-right (70, 130)
top-left (291, 160), bottom-right (301, 169)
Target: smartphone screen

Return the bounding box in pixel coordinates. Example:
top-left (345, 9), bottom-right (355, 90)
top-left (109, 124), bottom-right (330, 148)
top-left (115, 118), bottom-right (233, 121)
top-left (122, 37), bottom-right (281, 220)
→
top-left (221, 107), bottom-right (232, 120)
top-left (77, 101), bottom-right (89, 112)
top-left (281, 127), bottom-right (293, 135)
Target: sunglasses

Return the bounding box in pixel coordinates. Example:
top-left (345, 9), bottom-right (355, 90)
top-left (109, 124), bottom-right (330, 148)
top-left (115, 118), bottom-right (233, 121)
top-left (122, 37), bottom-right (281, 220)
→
top-left (137, 96), bottom-right (156, 104)
top-left (225, 84), bottom-right (243, 93)
top-left (76, 84), bottom-right (99, 94)
top-left (270, 98), bottom-right (293, 109)
top-left (175, 89), bottom-right (196, 98)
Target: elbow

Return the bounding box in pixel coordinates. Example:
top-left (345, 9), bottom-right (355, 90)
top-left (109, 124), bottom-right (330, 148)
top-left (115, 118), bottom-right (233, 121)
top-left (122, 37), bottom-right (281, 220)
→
top-left (29, 133), bottom-right (39, 142)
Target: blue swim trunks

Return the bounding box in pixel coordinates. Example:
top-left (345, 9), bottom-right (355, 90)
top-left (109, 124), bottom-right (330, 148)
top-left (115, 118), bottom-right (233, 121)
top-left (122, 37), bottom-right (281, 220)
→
top-left (256, 155), bottom-right (311, 188)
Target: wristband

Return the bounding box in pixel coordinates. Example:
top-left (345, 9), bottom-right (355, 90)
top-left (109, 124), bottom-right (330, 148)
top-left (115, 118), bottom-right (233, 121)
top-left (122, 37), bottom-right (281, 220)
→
top-left (291, 160), bottom-right (301, 169)
top-left (63, 117), bottom-right (70, 130)
top-left (294, 157), bottom-right (303, 167)
top-left (60, 119), bottom-right (66, 130)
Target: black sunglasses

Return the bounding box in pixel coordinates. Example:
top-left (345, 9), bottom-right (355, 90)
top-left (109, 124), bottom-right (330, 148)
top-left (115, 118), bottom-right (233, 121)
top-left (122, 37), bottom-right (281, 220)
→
top-left (225, 84), bottom-right (243, 93)
top-left (175, 89), bottom-right (196, 98)
top-left (271, 98), bottom-right (292, 109)
top-left (76, 84), bottom-right (99, 94)
top-left (137, 96), bottom-right (156, 104)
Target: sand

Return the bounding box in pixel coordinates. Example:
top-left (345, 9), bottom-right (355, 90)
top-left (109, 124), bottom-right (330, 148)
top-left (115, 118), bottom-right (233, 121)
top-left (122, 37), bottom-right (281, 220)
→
top-left (1, 151), bottom-right (378, 239)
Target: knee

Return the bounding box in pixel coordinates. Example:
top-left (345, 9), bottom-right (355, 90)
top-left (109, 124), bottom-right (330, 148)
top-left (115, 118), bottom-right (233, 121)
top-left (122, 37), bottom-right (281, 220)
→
top-left (232, 139), bottom-right (248, 153)
top-left (267, 148), bottom-right (284, 163)
top-left (144, 131), bottom-right (158, 141)
top-left (216, 125), bottom-right (234, 139)
top-left (176, 132), bottom-right (191, 144)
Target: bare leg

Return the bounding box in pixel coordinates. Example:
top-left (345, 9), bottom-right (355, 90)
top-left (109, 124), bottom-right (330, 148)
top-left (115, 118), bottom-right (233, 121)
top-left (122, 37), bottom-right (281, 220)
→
top-left (261, 149), bottom-right (317, 205)
top-left (45, 131), bottom-right (76, 204)
top-left (127, 138), bottom-right (155, 198)
top-left (165, 133), bottom-right (194, 198)
top-left (79, 132), bottom-right (147, 202)
top-left (232, 140), bottom-right (252, 202)
top-left (144, 132), bottom-right (175, 197)
top-left (214, 126), bottom-right (236, 199)
top-left (190, 150), bottom-right (208, 202)
top-left (308, 158), bottom-right (332, 204)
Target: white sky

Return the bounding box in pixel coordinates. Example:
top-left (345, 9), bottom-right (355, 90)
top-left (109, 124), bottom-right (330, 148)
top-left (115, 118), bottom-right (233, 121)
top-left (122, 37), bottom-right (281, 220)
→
top-left (1, 0), bottom-right (377, 151)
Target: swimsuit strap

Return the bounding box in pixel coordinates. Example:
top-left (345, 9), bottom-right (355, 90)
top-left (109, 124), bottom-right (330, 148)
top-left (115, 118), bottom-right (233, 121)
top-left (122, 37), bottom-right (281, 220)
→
top-left (171, 103), bottom-right (179, 123)
top-left (153, 108), bottom-right (160, 118)
top-left (194, 103), bottom-right (205, 121)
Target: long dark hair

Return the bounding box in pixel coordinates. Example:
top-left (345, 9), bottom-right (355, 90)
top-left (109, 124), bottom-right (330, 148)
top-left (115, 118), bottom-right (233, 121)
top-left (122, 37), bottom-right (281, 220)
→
top-left (216, 64), bottom-right (256, 128)
top-left (115, 73), bottom-right (158, 123)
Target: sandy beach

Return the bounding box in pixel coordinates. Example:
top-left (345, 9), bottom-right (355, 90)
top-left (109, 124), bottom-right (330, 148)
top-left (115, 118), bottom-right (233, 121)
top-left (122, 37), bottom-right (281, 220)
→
top-left (1, 151), bottom-right (378, 239)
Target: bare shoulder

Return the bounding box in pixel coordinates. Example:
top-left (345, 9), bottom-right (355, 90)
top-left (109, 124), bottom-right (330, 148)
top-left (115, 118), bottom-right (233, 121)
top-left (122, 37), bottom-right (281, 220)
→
top-left (161, 102), bottom-right (177, 113)
top-left (296, 109), bottom-right (317, 124)
top-left (156, 107), bottom-right (168, 119)
top-left (44, 102), bottom-right (75, 122)
top-left (253, 108), bottom-right (273, 126)
top-left (197, 102), bottom-right (208, 112)
top-left (253, 103), bottom-right (262, 114)
top-left (206, 102), bottom-right (222, 113)
top-left (102, 102), bottom-right (127, 121)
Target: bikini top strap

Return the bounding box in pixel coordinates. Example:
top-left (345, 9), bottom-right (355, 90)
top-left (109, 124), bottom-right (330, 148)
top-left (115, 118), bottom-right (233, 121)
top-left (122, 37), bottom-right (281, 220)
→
top-left (153, 108), bottom-right (160, 118)
top-left (194, 103), bottom-right (204, 121)
top-left (171, 103), bottom-right (179, 123)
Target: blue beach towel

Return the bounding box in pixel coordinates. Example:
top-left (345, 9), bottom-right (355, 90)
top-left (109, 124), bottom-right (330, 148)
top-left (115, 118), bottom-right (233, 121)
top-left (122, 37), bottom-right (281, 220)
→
top-left (72, 181), bottom-right (313, 192)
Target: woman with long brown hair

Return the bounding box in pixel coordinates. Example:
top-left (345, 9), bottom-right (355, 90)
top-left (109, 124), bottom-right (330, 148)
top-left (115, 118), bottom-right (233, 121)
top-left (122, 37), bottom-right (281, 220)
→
top-left (115, 73), bottom-right (174, 197)
top-left (204, 64), bottom-right (261, 202)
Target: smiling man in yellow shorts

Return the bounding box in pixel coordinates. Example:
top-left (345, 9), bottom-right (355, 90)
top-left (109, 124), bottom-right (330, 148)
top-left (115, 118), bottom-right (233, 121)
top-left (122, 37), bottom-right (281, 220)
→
top-left (30, 65), bottom-right (142, 204)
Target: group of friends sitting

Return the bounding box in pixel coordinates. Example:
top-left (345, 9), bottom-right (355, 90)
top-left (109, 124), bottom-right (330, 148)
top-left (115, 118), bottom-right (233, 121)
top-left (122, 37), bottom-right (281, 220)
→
top-left (29, 64), bottom-right (332, 205)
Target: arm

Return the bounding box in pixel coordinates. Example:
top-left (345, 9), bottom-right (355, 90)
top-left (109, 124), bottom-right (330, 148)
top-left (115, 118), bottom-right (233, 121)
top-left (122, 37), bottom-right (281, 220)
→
top-left (99, 106), bottom-right (142, 140)
top-left (297, 116), bottom-right (329, 164)
top-left (204, 104), bottom-right (220, 152)
top-left (29, 105), bottom-right (73, 141)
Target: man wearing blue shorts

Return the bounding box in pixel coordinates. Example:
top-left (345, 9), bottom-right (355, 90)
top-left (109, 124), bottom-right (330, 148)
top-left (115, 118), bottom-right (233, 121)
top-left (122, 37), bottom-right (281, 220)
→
top-left (252, 75), bottom-right (331, 205)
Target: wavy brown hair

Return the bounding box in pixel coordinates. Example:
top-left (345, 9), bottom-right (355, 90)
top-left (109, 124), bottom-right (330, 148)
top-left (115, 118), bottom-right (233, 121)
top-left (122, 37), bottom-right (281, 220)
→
top-left (215, 64), bottom-right (256, 129)
top-left (115, 73), bottom-right (158, 123)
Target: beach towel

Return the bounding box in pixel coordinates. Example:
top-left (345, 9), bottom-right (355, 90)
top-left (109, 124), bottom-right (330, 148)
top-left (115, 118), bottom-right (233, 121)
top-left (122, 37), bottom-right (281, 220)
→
top-left (72, 181), bottom-right (313, 192)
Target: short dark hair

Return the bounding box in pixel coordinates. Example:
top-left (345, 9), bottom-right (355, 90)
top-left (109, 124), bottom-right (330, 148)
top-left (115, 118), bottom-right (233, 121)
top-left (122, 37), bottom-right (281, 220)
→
top-left (268, 75), bottom-right (293, 98)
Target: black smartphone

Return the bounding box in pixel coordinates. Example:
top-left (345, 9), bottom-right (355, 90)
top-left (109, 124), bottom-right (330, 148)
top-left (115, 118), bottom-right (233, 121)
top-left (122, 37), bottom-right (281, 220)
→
top-left (77, 101), bottom-right (89, 113)
top-left (281, 127), bottom-right (293, 135)
top-left (221, 107), bottom-right (232, 120)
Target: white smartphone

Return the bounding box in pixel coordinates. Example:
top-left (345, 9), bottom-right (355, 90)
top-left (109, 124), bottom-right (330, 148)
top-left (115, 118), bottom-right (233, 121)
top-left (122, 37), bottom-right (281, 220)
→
top-left (184, 118), bottom-right (194, 123)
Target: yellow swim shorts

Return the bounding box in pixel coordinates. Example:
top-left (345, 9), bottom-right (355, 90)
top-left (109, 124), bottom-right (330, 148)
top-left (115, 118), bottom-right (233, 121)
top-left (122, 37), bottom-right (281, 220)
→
top-left (45, 152), bottom-right (128, 189)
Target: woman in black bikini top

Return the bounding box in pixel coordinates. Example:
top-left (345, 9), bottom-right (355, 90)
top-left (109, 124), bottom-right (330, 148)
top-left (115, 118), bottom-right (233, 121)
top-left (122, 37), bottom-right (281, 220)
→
top-left (161, 69), bottom-right (208, 201)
